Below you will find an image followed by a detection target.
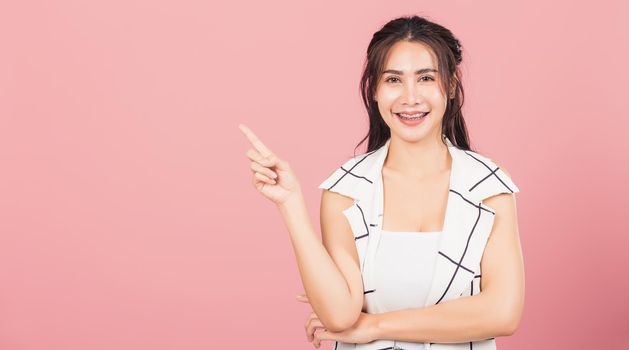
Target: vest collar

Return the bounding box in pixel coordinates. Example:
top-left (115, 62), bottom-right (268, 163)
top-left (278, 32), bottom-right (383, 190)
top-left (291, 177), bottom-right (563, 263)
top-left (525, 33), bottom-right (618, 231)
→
top-left (320, 135), bottom-right (519, 206)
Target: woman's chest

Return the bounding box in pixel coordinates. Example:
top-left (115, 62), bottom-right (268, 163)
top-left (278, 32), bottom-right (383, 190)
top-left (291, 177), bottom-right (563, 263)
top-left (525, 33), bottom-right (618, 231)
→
top-left (381, 170), bottom-right (450, 232)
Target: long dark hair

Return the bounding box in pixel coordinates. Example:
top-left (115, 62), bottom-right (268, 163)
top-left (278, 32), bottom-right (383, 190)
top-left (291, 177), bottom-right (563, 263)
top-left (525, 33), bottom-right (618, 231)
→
top-left (355, 15), bottom-right (475, 155)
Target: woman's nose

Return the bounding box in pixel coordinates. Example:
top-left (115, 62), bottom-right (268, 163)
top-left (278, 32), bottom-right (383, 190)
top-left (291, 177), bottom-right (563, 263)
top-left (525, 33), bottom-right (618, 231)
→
top-left (401, 83), bottom-right (420, 104)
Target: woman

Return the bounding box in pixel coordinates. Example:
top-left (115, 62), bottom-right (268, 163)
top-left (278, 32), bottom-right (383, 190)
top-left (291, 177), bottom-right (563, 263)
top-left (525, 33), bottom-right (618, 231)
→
top-left (239, 15), bottom-right (524, 350)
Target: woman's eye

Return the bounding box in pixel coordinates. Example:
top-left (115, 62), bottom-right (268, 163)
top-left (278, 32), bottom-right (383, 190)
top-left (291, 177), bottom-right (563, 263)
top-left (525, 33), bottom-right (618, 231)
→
top-left (419, 76), bottom-right (435, 82)
top-left (385, 77), bottom-right (400, 83)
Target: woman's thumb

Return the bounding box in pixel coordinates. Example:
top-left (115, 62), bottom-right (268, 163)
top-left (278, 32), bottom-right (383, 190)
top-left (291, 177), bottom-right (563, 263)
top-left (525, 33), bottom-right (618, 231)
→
top-left (265, 154), bottom-right (289, 170)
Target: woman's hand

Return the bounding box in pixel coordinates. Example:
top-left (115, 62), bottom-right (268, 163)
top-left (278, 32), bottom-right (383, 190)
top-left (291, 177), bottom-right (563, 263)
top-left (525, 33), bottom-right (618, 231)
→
top-left (296, 293), bottom-right (378, 348)
top-left (238, 123), bottom-right (302, 206)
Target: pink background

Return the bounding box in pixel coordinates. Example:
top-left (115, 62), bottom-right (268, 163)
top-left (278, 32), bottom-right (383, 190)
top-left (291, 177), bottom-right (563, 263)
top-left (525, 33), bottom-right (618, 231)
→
top-left (2, 0), bottom-right (628, 349)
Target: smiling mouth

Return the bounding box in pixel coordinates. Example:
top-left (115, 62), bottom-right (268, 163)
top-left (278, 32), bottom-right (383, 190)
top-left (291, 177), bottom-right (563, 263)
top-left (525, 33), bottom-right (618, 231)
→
top-left (395, 112), bottom-right (429, 120)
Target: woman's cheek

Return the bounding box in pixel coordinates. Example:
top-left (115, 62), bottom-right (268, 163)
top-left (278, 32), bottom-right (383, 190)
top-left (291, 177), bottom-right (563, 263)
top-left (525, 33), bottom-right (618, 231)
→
top-left (379, 89), bottom-right (400, 107)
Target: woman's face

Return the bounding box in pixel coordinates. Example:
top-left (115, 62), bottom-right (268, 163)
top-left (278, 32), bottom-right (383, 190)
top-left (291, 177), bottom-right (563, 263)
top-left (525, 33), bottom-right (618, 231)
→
top-left (375, 40), bottom-right (449, 142)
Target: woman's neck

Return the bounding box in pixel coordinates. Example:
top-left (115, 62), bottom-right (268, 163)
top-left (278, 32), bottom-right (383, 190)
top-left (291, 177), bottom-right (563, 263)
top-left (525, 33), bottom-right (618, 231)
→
top-left (384, 134), bottom-right (451, 180)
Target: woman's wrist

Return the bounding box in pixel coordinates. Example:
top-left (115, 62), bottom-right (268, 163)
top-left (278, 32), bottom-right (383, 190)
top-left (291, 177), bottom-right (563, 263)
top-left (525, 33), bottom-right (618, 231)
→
top-left (276, 188), bottom-right (305, 218)
top-left (277, 186), bottom-right (304, 210)
top-left (367, 313), bottom-right (383, 341)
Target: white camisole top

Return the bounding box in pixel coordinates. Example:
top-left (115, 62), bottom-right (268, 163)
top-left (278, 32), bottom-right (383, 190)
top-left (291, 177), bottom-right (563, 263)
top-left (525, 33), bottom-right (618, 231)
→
top-left (372, 229), bottom-right (442, 349)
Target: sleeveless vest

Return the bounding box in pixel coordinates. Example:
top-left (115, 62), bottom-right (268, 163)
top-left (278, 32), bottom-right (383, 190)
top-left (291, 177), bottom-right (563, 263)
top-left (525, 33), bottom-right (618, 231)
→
top-left (318, 136), bottom-right (520, 350)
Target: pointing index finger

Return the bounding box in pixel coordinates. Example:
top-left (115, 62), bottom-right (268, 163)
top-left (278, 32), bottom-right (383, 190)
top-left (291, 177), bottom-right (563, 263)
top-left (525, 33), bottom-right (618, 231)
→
top-left (238, 124), bottom-right (273, 158)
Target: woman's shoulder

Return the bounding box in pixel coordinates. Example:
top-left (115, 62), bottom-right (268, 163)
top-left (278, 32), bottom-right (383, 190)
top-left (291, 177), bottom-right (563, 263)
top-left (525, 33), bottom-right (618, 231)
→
top-left (317, 149), bottom-right (378, 199)
top-left (454, 146), bottom-right (521, 201)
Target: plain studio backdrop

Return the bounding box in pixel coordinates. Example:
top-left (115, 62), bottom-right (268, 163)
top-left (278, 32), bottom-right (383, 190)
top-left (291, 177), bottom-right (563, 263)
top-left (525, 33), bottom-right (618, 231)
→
top-left (1, 0), bottom-right (628, 349)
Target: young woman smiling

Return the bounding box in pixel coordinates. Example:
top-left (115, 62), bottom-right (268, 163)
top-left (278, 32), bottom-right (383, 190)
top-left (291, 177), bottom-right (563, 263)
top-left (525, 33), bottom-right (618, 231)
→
top-left (240, 15), bottom-right (524, 350)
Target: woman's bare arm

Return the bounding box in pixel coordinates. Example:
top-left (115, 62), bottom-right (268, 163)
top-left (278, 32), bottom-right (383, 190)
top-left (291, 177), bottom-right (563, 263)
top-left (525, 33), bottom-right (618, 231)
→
top-left (238, 124), bottom-right (363, 332)
top-left (278, 189), bottom-right (364, 332)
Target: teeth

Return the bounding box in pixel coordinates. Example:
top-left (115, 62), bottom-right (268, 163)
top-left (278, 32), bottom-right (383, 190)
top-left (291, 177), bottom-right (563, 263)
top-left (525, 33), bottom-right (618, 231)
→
top-left (398, 112), bottom-right (428, 120)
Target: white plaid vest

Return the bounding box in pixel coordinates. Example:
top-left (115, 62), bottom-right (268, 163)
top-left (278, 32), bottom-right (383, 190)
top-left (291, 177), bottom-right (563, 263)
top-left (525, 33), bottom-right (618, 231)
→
top-left (318, 136), bottom-right (520, 350)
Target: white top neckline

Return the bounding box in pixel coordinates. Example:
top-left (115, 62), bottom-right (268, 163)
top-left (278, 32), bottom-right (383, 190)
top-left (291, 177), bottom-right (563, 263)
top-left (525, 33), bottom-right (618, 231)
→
top-left (380, 229), bottom-right (442, 235)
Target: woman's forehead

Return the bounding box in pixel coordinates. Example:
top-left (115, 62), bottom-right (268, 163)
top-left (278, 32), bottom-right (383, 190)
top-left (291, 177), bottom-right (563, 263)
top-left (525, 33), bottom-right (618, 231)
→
top-left (384, 41), bottom-right (437, 71)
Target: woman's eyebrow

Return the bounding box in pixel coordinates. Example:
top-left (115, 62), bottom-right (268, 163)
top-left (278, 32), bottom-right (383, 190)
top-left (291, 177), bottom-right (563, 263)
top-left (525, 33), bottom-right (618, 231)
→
top-left (382, 68), bottom-right (438, 75)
